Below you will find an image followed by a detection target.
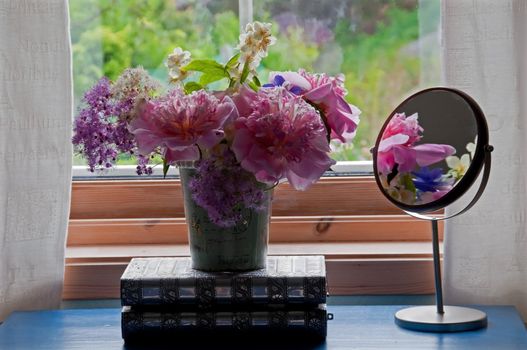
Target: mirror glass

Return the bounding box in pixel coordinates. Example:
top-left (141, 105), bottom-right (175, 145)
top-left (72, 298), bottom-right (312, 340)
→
top-left (374, 89), bottom-right (480, 207)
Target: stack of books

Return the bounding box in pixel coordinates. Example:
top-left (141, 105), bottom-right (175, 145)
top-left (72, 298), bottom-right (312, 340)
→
top-left (120, 255), bottom-right (329, 342)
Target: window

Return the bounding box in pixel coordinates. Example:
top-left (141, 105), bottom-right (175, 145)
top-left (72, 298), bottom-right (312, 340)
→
top-left (70, 0), bottom-right (241, 175)
top-left (70, 0), bottom-right (440, 175)
top-left (66, 0), bottom-right (442, 300)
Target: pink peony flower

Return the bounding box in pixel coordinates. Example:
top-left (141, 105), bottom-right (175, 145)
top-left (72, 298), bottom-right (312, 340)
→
top-left (381, 112), bottom-right (422, 146)
top-left (231, 86), bottom-right (335, 190)
top-left (266, 70), bottom-right (361, 142)
top-left (231, 85), bottom-right (258, 118)
top-left (418, 190), bottom-right (451, 205)
top-left (377, 112), bottom-right (456, 174)
top-left (129, 89), bottom-right (237, 163)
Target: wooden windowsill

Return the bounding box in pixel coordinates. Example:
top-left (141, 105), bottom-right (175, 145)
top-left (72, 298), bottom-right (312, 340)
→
top-left (66, 242), bottom-right (437, 261)
top-left (66, 176), bottom-right (443, 300)
top-left (63, 242), bottom-right (439, 300)
top-left (67, 215), bottom-right (443, 245)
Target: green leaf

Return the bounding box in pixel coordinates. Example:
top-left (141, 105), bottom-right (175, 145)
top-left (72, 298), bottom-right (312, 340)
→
top-left (253, 75), bottom-right (261, 87)
top-left (240, 60), bottom-right (250, 84)
top-left (225, 53), bottom-right (240, 69)
top-left (402, 173), bottom-right (417, 194)
top-left (162, 158), bottom-right (170, 179)
top-left (199, 73), bottom-right (228, 86)
top-left (248, 81), bottom-right (258, 91)
top-left (184, 81), bottom-right (203, 94)
top-left (183, 59), bottom-right (228, 77)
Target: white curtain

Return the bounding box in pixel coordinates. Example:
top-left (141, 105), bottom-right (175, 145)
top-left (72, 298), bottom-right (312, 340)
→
top-left (443, 0), bottom-right (527, 319)
top-left (0, 1), bottom-right (72, 320)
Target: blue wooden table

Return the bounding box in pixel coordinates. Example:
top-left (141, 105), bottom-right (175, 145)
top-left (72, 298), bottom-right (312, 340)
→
top-left (0, 305), bottom-right (526, 349)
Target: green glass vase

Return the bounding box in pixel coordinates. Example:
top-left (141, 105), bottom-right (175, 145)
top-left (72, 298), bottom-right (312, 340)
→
top-left (179, 167), bottom-right (272, 272)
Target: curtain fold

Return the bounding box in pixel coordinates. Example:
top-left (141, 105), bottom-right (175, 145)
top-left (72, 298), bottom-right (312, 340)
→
top-left (0, 1), bottom-right (72, 320)
top-left (443, 0), bottom-right (527, 319)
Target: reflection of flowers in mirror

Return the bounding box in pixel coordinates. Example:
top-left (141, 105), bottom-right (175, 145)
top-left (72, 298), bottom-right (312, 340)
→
top-left (377, 112), bottom-right (458, 205)
top-left (379, 172), bottom-right (417, 204)
top-left (446, 154), bottom-right (470, 181)
top-left (446, 136), bottom-right (477, 181)
top-left (466, 136), bottom-right (477, 159)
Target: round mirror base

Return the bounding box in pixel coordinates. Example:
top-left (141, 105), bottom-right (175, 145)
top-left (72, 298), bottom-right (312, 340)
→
top-left (395, 306), bottom-right (487, 333)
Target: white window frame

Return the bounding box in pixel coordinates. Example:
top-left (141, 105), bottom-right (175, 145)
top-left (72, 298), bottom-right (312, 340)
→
top-left (72, 161), bottom-right (373, 178)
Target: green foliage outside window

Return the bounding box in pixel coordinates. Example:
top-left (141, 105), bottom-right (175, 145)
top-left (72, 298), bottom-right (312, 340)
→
top-left (70, 0), bottom-right (438, 165)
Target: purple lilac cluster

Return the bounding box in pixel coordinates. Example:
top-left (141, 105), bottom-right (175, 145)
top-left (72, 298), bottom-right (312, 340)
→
top-left (72, 78), bottom-right (124, 171)
top-left (188, 148), bottom-right (268, 228)
top-left (72, 77), bottom-right (153, 174)
top-left (136, 154), bottom-right (153, 175)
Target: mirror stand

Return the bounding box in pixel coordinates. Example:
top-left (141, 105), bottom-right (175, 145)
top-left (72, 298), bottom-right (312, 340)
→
top-left (394, 219), bottom-right (487, 332)
top-left (394, 147), bottom-right (493, 332)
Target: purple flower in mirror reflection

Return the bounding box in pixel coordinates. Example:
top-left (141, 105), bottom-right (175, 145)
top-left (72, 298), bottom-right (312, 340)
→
top-left (412, 167), bottom-right (454, 193)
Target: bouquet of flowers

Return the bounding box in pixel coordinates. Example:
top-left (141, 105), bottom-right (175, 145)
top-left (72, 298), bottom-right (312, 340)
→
top-left (73, 21), bottom-right (361, 227)
top-left (376, 112), bottom-right (475, 205)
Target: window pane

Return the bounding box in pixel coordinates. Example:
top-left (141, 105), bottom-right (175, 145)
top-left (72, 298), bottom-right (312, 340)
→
top-left (253, 0), bottom-right (441, 161)
top-left (69, 0), bottom-right (440, 173)
top-left (70, 0), bottom-right (239, 167)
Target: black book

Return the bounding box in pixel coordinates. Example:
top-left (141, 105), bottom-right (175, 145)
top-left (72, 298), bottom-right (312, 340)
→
top-left (121, 256), bottom-right (327, 309)
top-left (121, 305), bottom-right (328, 341)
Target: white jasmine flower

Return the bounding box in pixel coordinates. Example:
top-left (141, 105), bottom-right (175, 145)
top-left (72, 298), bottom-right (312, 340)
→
top-left (165, 47), bottom-right (191, 83)
top-left (168, 68), bottom-right (190, 83)
top-left (233, 21), bottom-right (276, 80)
top-left (166, 47), bottom-right (191, 70)
top-left (251, 22), bottom-right (276, 54)
top-left (446, 153), bottom-right (471, 179)
top-left (466, 135), bottom-right (478, 159)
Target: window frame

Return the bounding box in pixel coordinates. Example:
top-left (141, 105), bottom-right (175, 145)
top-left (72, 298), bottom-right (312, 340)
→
top-left (71, 161), bottom-right (375, 178)
top-left (65, 0), bottom-right (443, 300)
top-left (65, 175), bottom-right (443, 300)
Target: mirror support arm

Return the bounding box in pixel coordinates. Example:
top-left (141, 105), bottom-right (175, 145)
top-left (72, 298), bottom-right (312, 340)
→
top-left (431, 219), bottom-right (444, 314)
top-left (403, 145), bottom-right (492, 319)
top-left (394, 148), bottom-right (492, 331)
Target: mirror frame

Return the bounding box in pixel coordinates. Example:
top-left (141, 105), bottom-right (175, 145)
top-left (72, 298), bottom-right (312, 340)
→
top-left (372, 87), bottom-right (490, 213)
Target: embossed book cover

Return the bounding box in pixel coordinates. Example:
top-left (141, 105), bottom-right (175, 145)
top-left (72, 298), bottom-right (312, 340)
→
top-left (121, 256), bottom-right (326, 308)
top-left (121, 305), bottom-right (328, 340)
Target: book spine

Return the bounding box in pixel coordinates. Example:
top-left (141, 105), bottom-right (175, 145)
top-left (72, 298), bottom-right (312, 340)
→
top-left (121, 307), bottom-right (327, 340)
top-left (121, 276), bottom-right (326, 308)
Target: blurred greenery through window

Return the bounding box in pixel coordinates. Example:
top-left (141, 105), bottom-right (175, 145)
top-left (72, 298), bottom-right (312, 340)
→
top-left (70, 0), bottom-right (440, 166)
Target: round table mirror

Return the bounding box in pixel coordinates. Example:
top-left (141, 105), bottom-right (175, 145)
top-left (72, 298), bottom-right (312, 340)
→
top-left (372, 87), bottom-right (493, 332)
